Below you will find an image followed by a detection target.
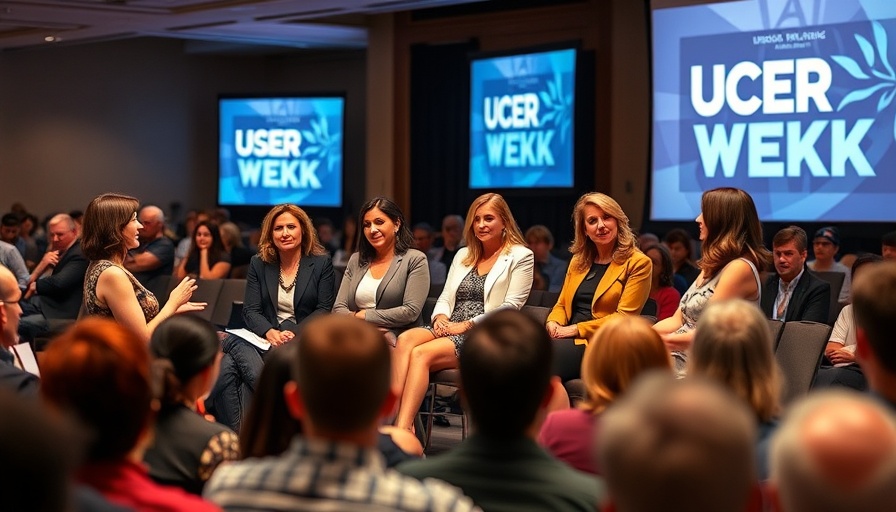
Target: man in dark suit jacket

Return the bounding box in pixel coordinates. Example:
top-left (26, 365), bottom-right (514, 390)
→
top-left (18, 214), bottom-right (88, 343)
top-left (761, 226), bottom-right (830, 324)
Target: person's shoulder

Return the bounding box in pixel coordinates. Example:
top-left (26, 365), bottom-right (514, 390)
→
top-left (508, 244), bottom-right (534, 259)
top-left (628, 250), bottom-right (652, 266)
top-left (403, 248), bottom-right (427, 262)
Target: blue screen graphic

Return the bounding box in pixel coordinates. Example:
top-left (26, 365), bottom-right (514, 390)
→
top-left (470, 48), bottom-right (576, 189)
top-left (219, 97), bottom-right (343, 207)
top-left (652, 0), bottom-right (896, 221)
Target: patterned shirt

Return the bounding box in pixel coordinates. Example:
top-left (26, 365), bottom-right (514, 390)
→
top-left (204, 436), bottom-right (480, 512)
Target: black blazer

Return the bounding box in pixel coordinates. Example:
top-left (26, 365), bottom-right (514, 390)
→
top-left (242, 254), bottom-right (335, 337)
top-left (36, 240), bottom-right (88, 320)
top-left (760, 268), bottom-right (830, 324)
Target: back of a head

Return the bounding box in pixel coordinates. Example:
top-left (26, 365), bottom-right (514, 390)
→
top-left (770, 390), bottom-right (896, 512)
top-left (149, 315), bottom-right (219, 408)
top-left (0, 389), bottom-right (76, 512)
top-left (460, 309), bottom-right (553, 437)
top-left (41, 318), bottom-right (153, 462)
top-left (852, 261), bottom-right (896, 373)
top-left (599, 373), bottom-right (756, 512)
top-left (297, 315), bottom-right (391, 434)
top-left (240, 343), bottom-right (302, 458)
top-left (690, 299), bottom-right (780, 422)
top-left (580, 316), bottom-right (671, 414)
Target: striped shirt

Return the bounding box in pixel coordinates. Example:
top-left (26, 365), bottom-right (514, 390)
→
top-left (204, 436), bottom-right (480, 512)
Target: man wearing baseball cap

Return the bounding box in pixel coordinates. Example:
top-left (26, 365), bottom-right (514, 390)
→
top-left (807, 226), bottom-right (850, 303)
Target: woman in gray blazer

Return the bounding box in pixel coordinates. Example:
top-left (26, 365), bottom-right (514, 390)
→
top-left (332, 197), bottom-right (430, 343)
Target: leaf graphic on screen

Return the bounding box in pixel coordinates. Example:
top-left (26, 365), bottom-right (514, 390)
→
top-left (832, 55), bottom-right (870, 80)
top-left (878, 86), bottom-right (896, 112)
top-left (857, 34), bottom-right (876, 68)
top-left (837, 82), bottom-right (891, 111)
top-left (873, 21), bottom-right (896, 80)
top-left (539, 91), bottom-right (553, 108)
top-left (302, 130), bottom-right (317, 145)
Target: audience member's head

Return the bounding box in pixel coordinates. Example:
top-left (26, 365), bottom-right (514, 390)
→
top-left (440, 214), bottom-right (464, 250)
top-left (850, 252), bottom-right (883, 280)
top-left (772, 226), bottom-right (809, 283)
top-left (137, 205), bottom-right (165, 241)
top-left (599, 373), bottom-right (757, 512)
top-left (664, 228), bottom-right (695, 270)
top-left (460, 309), bottom-right (553, 438)
top-left (643, 244), bottom-right (674, 288)
top-left (82, 193), bottom-right (140, 261)
top-left (812, 226), bottom-right (841, 264)
top-left (690, 299), bottom-right (780, 423)
top-left (0, 265), bottom-right (22, 349)
top-left (240, 343), bottom-right (301, 458)
top-left (0, 212), bottom-right (21, 244)
top-left (20, 213), bottom-right (37, 239)
top-left (770, 390), bottom-right (896, 512)
top-left (852, 260), bottom-right (896, 404)
top-left (412, 222), bottom-right (436, 253)
top-left (580, 316), bottom-right (670, 415)
top-left (218, 221), bottom-right (245, 251)
top-left (881, 231), bottom-right (896, 261)
top-left (313, 217), bottom-right (335, 247)
top-left (0, 389), bottom-right (77, 512)
top-left (41, 318), bottom-right (153, 463)
top-left (291, 315), bottom-right (392, 437)
top-left (525, 224), bottom-right (556, 263)
top-left (149, 315), bottom-right (221, 410)
top-left (637, 232), bottom-right (659, 249)
top-left (46, 213), bottom-right (79, 253)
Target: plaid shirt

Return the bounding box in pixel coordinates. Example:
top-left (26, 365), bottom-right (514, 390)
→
top-left (204, 436), bottom-right (480, 512)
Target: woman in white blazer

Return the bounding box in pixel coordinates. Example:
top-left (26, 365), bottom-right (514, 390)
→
top-left (392, 193), bottom-right (534, 431)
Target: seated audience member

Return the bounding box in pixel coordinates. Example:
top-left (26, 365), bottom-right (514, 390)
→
top-left (205, 204), bottom-right (335, 431)
top-left (239, 342), bottom-right (422, 466)
top-left (144, 316), bottom-right (239, 495)
top-left (393, 193), bottom-right (533, 432)
top-left (664, 228), bottom-right (700, 291)
top-left (881, 230), bottom-right (896, 260)
top-left (218, 222), bottom-right (252, 277)
top-left (1, 212), bottom-right (37, 270)
top-left (174, 209), bottom-right (208, 268)
top-left (814, 254), bottom-right (882, 391)
top-left (399, 309), bottom-right (604, 511)
top-left (0, 239), bottom-right (29, 289)
top-left (547, 192), bottom-right (652, 382)
top-left (332, 214), bottom-right (358, 268)
top-left (807, 226), bottom-right (851, 303)
top-left (760, 226), bottom-right (830, 324)
top-left (204, 315), bottom-right (477, 511)
top-left (81, 193), bottom-right (204, 343)
top-left (526, 224), bottom-right (569, 294)
top-left (313, 217), bottom-right (338, 257)
top-left (430, 214), bottom-right (465, 270)
top-left (769, 390), bottom-right (896, 512)
top-left (598, 373), bottom-right (759, 512)
top-left (174, 220), bottom-right (231, 280)
top-left (538, 316), bottom-right (670, 475)
top-left (849, 259), bottom-right (896, 408)
top-left (412, 222), bottom-right (447, 286)
top-left (333, 198), bottom-right (430, 342)
top-left (637, 232), bottom-right (659, 249)
top-left (124, 205), bottom-right (175, 288)
top-left (690, 299), bottom-right (782, 480)
top-left (642, 244), bottom-right (680, 321)
top-left (0, 265), bottom-right (38, 395)
top-left (18, 213), bottom-right (88, 342)
top-left (653, 188), bottom-right (769, 374)
top-left (40, 318), bottom-right (220, 511)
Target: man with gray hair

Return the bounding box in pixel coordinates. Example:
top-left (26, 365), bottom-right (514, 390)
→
top-left (124, 204), bottom-right (174, 289)
top-left (597, 373), bottom-right (758, 512)
top-left (769, 390), bottom-right (896, 512)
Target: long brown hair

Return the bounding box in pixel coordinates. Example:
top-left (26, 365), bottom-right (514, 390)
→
top-left (257, 204), bottom-right (326, 264)
top-left (569, 192), bottom-right (637, 273)
top-left (460, 193), bottom-right (526, 266)
top-left (81, 193), bottom-right (140, 262)
top-left (699, 187), bottom-right (771, 279)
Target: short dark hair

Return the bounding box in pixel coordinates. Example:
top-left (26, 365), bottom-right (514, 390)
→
top-left (1, 213), bottom-right (21, 227)
top-left (240, 343), bottom-right (302, 459)
top-left (773, 226), bottom-right (808, 253)
top-left (357, 197), bottom-right (415, 265)
top-left (460, 309), bottom-right (553, 437)
top-left (882, 230), bottom-right (896, 248)
top-left (851, 252), bottom-right (883, 279)
top-left (149, 316), bottom-right (220, 408)
top-left (664, 228), bottom-right (694, 260)
top-left (643, 244), bottom-right (674, 288)
top-left (852, 261), bottom-right (896, 373)
top-left (296, 315), bottom-right (391, 433)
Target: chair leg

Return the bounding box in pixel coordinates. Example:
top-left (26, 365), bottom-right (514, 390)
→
top-left (461, 410), bottom-right (468, 440)
top-left (424, 382), bottom-right (436, 452)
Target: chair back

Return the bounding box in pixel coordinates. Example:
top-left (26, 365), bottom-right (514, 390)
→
top-left (185, 279), bottom-right (225, 323)
top-left (810, 270), bottom-right (846, 323)
top-left (521, 305), bottom-right (551, 325)
top-left (775, 320), bottom-right (831, 405)
top-left (211, 279), bottom-right (247, 328)
top-left (767, 319), bottom-right (785, 351)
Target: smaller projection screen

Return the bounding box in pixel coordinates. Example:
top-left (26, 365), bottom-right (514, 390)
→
top-left (218, 96), bottom-right (344, 207)
top-left (470, 47), bottom-right (577, 189)
top-left (651, 0), bottom-right (896, 222)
